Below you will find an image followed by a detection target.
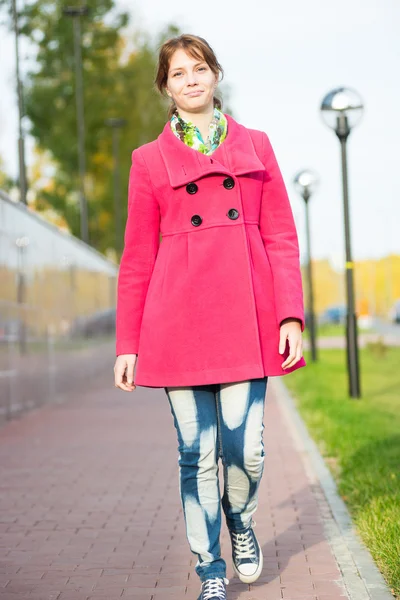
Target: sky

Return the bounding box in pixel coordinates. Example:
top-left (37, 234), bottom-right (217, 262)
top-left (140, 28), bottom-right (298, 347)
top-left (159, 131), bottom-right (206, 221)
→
top-left (1, 0), bottom-right (399, 267)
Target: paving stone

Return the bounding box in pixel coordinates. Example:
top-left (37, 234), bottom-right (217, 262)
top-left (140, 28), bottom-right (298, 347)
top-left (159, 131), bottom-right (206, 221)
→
top-left (0, 374), bottom-right (365, 600)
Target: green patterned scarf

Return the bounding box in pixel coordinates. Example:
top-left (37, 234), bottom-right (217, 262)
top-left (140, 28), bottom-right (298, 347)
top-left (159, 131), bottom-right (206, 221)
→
top-left (170, 107), bottom-right (228, 155)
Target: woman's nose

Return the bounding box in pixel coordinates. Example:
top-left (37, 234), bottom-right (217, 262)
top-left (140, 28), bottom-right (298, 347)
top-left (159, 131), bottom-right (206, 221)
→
top-left (186, 72), bottom-right (198, 85)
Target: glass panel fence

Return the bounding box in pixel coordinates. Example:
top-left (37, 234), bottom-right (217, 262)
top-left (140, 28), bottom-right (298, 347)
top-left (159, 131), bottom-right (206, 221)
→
top-left (0, 191), bottom-right (118, 420)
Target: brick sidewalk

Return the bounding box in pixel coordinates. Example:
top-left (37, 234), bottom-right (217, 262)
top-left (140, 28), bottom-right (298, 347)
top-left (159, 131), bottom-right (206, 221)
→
top-left (0, 376), bottom-right (348, 600)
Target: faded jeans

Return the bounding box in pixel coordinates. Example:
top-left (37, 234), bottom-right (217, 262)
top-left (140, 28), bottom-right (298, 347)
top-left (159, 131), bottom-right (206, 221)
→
top-left (164, 377), bottom-right (268, 582)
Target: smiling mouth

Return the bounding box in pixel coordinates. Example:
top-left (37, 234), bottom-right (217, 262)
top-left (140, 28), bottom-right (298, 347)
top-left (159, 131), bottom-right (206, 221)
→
top-left (186, 90), bottom-right (203, 96)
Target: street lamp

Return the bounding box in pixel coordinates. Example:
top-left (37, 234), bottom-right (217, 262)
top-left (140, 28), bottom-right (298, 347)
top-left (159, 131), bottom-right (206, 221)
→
top-left (63, 6), bottom-right (89, 244)
top-left (105, 118), bottom-right (127, 253)
top-left (12, 0), bottom-right (28, 205)
top-left (293, 169), bottom-right (319, 363)
top-left (320, 86), bottom-right (363, 398)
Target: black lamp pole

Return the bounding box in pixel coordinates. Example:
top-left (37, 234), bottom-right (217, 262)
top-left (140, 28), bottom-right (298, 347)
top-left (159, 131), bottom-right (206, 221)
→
top-left (321, 87), bottom-right (363, 399)
top-left (335, 114), bottom-right (361, 398)
top-left (302, 187), bottom-right (318, 362)
top-left (63, 6), bottom-right (89, 244)
top-left (294, 170), bottom-right (319, 363)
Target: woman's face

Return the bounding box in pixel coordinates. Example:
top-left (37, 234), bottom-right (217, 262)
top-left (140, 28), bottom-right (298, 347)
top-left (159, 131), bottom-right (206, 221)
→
top-left (166, 48), bottom-right (218, 114)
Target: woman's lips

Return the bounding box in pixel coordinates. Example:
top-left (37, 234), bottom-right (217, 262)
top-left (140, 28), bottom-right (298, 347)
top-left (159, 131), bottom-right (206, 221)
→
top-left (186, 90), bottom-right (203, 97)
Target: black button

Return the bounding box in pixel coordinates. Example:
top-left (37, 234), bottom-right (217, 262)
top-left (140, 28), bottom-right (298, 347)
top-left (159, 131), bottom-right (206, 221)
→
top-left (191, 214), bottom-right (203, 227)
top-left (186, 182), bottom-right (198, 194)
top-left (227, 208), bottom-right (239, 220)
top-left (223, 177), bottom-right (235, 190)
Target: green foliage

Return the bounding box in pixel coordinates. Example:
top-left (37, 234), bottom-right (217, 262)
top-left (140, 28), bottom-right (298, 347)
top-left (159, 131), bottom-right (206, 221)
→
top-left (0, 156), bottom-right (15, 191)
top-left (285, 347), bottom-right (400, 598)
top-left (2, 0), bottom-right (178, 254)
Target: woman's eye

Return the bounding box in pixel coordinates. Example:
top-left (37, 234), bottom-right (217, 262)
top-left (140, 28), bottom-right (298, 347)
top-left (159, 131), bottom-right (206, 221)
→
top-left (198, 67), bottom-right (206, 71)
top-left (173, 71), bottom-right (182, 77)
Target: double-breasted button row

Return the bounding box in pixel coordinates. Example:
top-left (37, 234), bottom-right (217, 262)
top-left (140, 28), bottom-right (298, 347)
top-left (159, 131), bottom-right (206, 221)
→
top-left (187, 176), bottom-right (238, 226)
top-left (190, 209), bottom-right (240, 227)
top-left (186, 177), bottom-right (235, 195)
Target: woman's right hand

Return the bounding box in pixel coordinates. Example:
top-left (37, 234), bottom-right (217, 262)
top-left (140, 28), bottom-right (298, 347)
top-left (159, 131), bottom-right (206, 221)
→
top-left (114, 354), bottom-right (137, 391)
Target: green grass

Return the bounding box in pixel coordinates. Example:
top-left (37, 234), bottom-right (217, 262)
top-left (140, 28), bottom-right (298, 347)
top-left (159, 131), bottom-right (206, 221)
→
top-left (312, 323), bottom-right (346, 337)
top-left (304, 322), bottom-right (375, 338)
top-left (285, 345), bottom-right (400, 598)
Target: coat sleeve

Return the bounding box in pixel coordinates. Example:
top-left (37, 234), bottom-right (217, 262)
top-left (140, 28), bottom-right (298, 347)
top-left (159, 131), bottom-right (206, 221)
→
top-left (259, 132), bottom-right (305, 331)
top-left (115, 148), bottom-right (160, 355)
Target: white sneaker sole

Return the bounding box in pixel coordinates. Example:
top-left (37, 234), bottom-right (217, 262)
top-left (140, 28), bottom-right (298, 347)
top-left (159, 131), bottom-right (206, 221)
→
top-left (232, 535), bottom-right (263, 584)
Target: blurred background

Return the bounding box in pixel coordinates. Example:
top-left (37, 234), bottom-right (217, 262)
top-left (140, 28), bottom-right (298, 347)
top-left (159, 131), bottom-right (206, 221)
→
top-left (0, 0), bottom-right (399, 594)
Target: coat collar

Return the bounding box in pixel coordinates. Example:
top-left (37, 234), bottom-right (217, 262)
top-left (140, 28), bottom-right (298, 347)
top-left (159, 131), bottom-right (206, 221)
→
top-left (157, 113), bottom-right (265, 188)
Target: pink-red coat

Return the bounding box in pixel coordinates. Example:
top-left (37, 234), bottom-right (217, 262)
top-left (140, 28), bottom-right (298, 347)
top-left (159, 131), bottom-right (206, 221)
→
top-left (116, 113), bottom-right (306, 387)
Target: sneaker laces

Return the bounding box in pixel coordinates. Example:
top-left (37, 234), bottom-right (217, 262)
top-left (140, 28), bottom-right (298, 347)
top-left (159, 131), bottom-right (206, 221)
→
top-left (201, 577), bottom-right (229, 599)
top-left (231, 519), bottom-right (257, 561)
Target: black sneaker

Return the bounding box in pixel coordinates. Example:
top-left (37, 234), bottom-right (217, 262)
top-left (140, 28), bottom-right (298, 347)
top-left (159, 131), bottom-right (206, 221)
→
top-left (229, 519), bottom-right (263, 584)
top-left (197, 576), bottom-right (229, 600)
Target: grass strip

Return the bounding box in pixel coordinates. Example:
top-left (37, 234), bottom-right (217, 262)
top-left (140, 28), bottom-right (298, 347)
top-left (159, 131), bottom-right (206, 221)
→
top-left (284, 344), bottom-right (400, 598)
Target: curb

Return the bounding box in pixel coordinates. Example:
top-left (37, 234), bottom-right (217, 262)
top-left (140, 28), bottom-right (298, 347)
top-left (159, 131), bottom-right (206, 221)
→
top-left (272, 377), bottom-right (395, 600)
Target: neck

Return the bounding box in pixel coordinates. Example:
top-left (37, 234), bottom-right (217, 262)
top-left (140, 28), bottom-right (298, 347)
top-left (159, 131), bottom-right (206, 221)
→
top-left (176, 103), bottom-right (217, 141)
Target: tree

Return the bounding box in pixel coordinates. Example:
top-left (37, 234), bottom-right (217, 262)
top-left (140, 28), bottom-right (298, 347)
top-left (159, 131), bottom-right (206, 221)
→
top-left (1, 0), bottom-right (172, 254)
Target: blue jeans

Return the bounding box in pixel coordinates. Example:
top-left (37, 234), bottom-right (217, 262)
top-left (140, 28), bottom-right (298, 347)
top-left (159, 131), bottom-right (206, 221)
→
top-left (164, 377), bottom-right (268, 582)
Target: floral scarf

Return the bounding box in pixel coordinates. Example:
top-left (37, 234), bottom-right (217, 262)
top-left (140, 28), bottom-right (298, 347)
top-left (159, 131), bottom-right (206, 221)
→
top-left (170, 107), bottom-right (228, 155)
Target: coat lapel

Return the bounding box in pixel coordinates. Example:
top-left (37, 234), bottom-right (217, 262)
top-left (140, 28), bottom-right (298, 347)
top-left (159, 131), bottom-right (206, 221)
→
top-left (157, 113), bottom-right (265, 189)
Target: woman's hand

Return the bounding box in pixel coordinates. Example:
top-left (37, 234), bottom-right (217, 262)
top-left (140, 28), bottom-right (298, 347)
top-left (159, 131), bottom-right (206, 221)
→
top-left (114, 354), bottom-right (137, 391)
top-left (279, 318), bottom-right (303, 370)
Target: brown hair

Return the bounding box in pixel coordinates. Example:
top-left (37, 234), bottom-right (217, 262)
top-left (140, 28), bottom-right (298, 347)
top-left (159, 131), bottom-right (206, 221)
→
top-left (155, 34), bottom-right (224, 119)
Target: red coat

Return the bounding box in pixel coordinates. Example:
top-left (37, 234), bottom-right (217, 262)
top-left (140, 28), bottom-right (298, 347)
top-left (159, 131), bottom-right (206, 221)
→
top-left (116, 113), bottom-right (306, 387)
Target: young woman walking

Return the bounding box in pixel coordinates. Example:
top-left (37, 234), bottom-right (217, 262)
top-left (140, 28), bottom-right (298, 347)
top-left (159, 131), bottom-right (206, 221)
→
top-left (114, 34), bottom-right (306, 600)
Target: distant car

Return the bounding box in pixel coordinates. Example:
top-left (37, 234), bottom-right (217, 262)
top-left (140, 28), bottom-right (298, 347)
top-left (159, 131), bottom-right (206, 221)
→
top-left (70, 308), bottom-right (116, 338)
top-left (389, 300), bottom-right (400, 324)
top-left (0, 318), bottom-right (22, 342)
top-left (319, 305), bottom-right (347, 326)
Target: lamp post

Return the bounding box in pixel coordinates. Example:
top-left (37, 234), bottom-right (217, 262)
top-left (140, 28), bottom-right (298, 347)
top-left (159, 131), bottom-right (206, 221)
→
top-left (63, 6), bottom-right (89, 244)
top-left (293, 170), bottom-right (319, 362)
top-left (320, 87), bottom-right (363, 398)
top-left (12, 0), bottom-right (28, 205)
top-left (16, 235), bottom-right (29, 354)
top-left (105, 118), bottom-right (127, 253)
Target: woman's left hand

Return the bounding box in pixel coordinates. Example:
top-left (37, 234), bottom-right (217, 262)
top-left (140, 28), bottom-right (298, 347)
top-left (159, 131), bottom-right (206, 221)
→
top-left (279, 318), bottom-right (303, 370)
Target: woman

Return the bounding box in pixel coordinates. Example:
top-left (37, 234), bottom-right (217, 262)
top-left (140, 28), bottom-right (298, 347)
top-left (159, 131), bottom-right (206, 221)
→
top-left (114, 34), bottom-right (306, 600)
